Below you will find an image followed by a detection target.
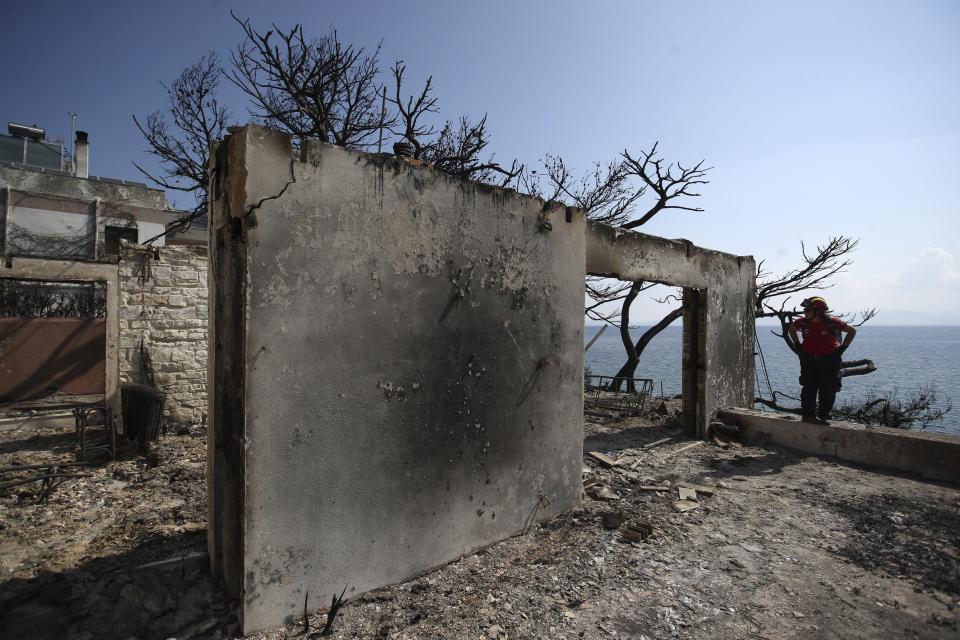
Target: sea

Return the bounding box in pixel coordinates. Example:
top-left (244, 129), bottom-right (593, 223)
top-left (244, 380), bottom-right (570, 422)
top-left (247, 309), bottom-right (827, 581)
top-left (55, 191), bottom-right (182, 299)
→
top-left (584, 324), bottom-right (959, 436)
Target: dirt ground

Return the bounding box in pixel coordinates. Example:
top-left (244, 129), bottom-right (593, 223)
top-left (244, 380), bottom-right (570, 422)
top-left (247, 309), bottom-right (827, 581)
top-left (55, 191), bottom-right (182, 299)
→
top-left (1, 406), bottom-right (958, 640)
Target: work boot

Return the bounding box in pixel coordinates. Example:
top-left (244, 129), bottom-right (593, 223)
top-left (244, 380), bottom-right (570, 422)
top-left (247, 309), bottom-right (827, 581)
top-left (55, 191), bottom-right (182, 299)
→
top-left (816, 416), bottom-right (831, 426)
top-left (801, 414), bottom-right (818, 424)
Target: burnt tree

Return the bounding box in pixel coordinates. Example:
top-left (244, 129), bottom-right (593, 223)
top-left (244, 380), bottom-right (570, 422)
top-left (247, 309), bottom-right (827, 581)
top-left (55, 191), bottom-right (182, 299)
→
top-left (229, 14), bottom-right (385, 148)
top-left (133, 52), bottom-right (229, 234)
top-left (230, 15), bottom-right (519, 184)
top-left (390, 62), bottom-right (520, 184)
top-left (608, 144), bottom-right (710, 391)
top-left (520, 153), bottom-right (648, 327)
top-left (516, 146), bottom-right (706, 391)
top-left (138, 18), bottom-right (523, 241)
top-left (755, 236), bottom-right (878, 377)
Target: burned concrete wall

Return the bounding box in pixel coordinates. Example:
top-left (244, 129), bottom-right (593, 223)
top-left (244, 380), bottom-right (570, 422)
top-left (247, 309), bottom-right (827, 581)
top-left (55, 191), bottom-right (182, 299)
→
top-left (208, 125), bottom-right (585, 633)
top-left (118, 242), bottom-right (208, 426)
top-left (585, 223), bottom-right (755, 437)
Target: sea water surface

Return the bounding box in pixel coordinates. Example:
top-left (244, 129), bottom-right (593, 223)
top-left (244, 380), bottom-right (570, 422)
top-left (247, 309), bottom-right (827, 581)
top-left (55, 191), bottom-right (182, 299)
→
top-left (584, 324), bottom-right (959, 435)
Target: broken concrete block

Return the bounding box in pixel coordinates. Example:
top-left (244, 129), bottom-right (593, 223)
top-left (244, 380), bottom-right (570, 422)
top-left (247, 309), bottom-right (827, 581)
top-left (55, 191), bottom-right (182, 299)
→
top-left (672, 499), bottom-right (699, 513)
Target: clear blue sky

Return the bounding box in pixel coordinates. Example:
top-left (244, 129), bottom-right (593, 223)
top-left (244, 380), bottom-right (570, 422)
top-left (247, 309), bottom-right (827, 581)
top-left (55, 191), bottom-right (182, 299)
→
top-left (3, 1), bottom-right (958, 323)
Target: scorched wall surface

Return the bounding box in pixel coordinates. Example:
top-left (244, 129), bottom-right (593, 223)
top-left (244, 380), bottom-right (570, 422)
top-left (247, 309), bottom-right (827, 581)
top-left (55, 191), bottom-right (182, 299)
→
top-left (209, 126), bottom-right (586, 634)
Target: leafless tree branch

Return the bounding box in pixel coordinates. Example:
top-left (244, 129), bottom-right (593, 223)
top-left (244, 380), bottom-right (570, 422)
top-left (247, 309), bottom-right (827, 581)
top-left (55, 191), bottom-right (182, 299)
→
top-left (620, 142), bottom-right (711, 228)
top-left (389, 61), bottom-right (437, 156)
top-left (653, 289), bottom-right (683, 305)
top-left (610, 304), bottom-right (683, 392)
top-left (529, 155), bottom-right (645, 226)
top-left (755, 237), bottom-right (859, 312)
top-left (228, 13), bottom-right (385, 149)
top-left (133, 52), bottom-right (229, 223)
top-left (421, 115), bottom-right (521, 185)
top-left (389, 65), bottom-right (521, 185)
top-left (526, 143), bottom-right (709, 370)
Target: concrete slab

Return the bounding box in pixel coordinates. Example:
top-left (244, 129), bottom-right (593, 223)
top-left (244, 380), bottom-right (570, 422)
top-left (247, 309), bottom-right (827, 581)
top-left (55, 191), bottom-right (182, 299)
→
top-left (208, 126), bottom-right (586, 634)
top-left (718, 408), bottom-right (960, 484)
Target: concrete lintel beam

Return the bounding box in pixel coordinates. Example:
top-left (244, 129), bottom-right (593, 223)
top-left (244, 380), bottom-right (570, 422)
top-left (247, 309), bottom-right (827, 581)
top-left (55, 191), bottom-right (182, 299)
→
top-left (585, 221), bottom-right (757, 438)
top-left (585, 221), bottom-right (752, 287)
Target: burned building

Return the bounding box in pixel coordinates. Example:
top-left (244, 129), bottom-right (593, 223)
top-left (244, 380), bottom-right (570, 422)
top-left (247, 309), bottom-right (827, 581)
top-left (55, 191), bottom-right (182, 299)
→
top-left (207, 125), bottom-right (755, 633)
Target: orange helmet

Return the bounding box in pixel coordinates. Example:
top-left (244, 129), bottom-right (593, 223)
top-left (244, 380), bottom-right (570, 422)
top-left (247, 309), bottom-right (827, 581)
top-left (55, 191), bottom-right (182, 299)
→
top-left (803, 296), bottom-right (829, 311)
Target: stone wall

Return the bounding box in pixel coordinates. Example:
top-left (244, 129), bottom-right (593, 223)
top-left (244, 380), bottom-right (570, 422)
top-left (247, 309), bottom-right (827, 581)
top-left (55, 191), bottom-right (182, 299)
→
top-left (118, 241), bottom-right (208, 426)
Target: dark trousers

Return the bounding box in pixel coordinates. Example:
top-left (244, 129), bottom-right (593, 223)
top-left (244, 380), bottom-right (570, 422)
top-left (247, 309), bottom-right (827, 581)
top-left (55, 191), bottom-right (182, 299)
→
top-left (799, 352), bottom-right (843, 419)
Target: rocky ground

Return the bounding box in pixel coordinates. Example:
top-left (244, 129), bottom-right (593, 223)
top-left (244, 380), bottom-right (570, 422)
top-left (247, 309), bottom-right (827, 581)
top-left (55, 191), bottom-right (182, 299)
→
top-left (1, 404), bottom-right (958, 639)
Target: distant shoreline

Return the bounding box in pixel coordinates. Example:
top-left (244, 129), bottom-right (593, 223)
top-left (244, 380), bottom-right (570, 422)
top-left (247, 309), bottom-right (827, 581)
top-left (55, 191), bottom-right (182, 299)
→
top-left (585, 325), bottom-right (959, 435)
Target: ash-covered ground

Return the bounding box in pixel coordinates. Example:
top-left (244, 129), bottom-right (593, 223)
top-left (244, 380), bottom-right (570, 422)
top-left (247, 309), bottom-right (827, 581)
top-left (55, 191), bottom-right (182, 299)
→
top-left (1, 404), bottom-right (958, 639)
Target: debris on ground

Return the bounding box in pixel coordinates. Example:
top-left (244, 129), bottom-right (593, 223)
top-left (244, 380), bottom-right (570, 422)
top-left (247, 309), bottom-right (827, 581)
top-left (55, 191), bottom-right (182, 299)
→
top-left (671, 499), bottom-right (700, 513)
top-left (620, 522), bottom-right (654, 543)
top-left (1, 397), bottom-right (958, 639)
top-left (0, 423), bottom-right (218, 639)
top-left (586, 451), bottom-right (620, 467)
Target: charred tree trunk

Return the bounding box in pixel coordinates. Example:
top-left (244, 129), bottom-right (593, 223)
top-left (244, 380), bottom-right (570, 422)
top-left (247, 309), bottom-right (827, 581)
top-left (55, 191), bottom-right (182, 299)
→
top-left (610, 302), bottom-right (683, 393)
top-left (609, 282), bottom-right (641, 392)
top-left (839, 359), bottom-right (877, 377)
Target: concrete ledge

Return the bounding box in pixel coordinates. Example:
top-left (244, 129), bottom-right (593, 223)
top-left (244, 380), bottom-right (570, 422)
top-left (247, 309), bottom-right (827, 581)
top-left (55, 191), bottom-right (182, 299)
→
top-left (718, 408), bottom-right (960, 484)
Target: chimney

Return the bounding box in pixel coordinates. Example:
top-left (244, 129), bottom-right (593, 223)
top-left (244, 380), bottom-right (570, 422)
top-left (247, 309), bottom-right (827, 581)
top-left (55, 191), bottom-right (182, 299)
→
top-left (75, 130), bottom-right (89, 178)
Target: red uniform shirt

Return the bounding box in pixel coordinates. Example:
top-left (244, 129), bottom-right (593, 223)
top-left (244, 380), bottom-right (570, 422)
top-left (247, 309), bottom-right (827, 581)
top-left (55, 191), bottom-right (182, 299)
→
top-left (791, 316), bottom-right (850, 356)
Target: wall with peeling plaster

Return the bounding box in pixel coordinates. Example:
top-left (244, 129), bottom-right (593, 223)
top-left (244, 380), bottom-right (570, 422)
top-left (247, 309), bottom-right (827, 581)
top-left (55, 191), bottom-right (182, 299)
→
top-left (207, 125), bottom-right (586, 634)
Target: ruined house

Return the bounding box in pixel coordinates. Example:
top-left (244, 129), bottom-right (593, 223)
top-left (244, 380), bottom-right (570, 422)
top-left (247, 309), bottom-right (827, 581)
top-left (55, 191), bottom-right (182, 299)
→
top-left (207, 125), bottom-right (755, 633)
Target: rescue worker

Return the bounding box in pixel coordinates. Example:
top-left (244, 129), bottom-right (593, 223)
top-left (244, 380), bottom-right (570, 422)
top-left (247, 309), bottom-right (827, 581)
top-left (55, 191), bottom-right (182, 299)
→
top-left (787, 296), bottom-right (857, 424)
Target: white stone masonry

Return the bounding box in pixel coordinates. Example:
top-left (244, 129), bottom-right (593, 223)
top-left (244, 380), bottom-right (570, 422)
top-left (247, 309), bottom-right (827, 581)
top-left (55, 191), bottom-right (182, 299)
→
top-left (118, 241), bottom-right (208, 426)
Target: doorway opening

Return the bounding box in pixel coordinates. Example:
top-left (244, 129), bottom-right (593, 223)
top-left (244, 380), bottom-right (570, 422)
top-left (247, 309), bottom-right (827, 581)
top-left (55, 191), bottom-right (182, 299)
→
top-left (583, 278), bottom-right (706, 434)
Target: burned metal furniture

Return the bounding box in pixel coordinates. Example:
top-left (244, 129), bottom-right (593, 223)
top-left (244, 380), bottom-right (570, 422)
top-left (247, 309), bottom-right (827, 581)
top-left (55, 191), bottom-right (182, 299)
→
top-left (584, 375), bottom-right (654, 420)
top-left (0, 461), bottom-right (93, 502)
top-left (120, 383), bottom-right (166, 454)
top-left (72, 402), bottom-right (114, 462)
